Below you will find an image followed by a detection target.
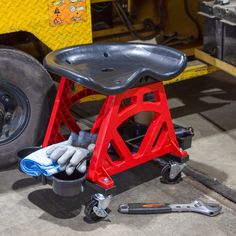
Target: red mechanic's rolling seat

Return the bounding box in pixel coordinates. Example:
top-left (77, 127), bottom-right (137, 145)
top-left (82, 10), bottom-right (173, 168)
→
top-left (43, 43), bottom-right (188, 188)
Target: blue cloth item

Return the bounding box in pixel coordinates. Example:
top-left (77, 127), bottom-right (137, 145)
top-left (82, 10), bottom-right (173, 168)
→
top-left (20, 131), bottom-right (97, 177)
top-left (20, 146), bottom-right (65, 177)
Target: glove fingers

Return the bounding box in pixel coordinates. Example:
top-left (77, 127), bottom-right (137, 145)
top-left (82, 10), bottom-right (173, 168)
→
top-left (46, 138), bottom-right (72, 153)
top-left (46, 145), bottom-right (57, 156)
top-left (58, 148), bottom-right (76, 166)
top-left (76, 161), bottom-right (87, 173)
top-left (49, 146), bottom-right (68, 161)
top-left (65, 164), bottom-right (75, 175)
top-left (69, 150), bottom-right (84, 166)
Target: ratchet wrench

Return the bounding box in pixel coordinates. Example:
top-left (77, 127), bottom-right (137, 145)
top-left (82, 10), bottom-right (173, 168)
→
top-left (118, 200), bottom-right (222, 217)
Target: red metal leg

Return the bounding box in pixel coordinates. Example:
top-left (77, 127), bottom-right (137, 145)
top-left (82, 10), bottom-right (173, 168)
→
top-left (88, 82), bottom-right (187, 188)
top-left (42, 77), bottom-right (97, 147)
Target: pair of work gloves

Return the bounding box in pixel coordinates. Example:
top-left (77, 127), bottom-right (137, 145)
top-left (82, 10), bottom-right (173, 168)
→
top-left (47, 131), bottom-right (97, 175)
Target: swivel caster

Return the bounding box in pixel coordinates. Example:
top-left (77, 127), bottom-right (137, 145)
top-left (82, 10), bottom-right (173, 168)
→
top-left (160, 161), bottom-right (186, 184)
top-left (84, 193), bottom-right (112, 222)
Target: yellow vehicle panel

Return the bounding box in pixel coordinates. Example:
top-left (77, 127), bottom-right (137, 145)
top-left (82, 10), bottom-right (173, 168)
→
top-left (0, 0), bottom-right (92, 50)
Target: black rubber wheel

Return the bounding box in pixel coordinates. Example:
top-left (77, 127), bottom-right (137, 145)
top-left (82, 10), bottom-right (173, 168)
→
top-left (0, 48), bottom-right (55, 169)
top-left (84, 199), bottom-right (107, 222)
top-left (160, 164), bottom-right (183, 184)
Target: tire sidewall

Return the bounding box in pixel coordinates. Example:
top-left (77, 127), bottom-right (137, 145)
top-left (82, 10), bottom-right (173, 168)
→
top-left (0, 48), bottom-right (55, 168)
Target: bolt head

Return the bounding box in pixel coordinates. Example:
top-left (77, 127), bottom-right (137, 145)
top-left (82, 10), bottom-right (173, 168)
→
top-left (103, 177), bottom-right (109, 183)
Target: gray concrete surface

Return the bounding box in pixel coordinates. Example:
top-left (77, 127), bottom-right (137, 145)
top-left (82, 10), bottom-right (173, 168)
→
top-left (0, 167), bottom-right (236, 236)
top-left (167, 71), bottom-right (236, 189)
top-left (1, 71), bottom-right (236, 235)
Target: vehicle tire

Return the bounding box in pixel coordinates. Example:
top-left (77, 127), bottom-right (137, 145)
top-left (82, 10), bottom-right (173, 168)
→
top-left (0, 48), bottom-right (55, 169)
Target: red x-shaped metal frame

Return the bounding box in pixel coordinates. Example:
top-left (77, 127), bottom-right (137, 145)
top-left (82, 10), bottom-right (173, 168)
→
top-left (43, 77), bottom-right (188, 189)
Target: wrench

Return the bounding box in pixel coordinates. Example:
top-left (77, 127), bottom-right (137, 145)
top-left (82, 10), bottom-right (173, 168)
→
top-left (118, 200), bottom-right (222, 217)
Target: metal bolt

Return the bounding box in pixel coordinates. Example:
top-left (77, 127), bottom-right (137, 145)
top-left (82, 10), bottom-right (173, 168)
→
top-left (103, 177), bottom-right (109, 183)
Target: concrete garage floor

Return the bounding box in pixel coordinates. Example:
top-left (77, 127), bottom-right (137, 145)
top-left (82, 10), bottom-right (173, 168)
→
top-left (167, 71), bottom-right (236, 190)
top-left (0, 71), bottom-right (236, 235)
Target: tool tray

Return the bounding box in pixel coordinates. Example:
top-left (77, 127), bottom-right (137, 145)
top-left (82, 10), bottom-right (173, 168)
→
top-left (117, 121), bottom-right (193, 153)
top-left (17, 147), bottom-right (87, 197)
top-left (174, 124), bottom-right (194, 150)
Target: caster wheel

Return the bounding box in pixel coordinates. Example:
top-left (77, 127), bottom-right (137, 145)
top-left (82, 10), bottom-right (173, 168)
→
top-left (160, 164), bottom-right (182, 184)
top-left (84, 199), bottom-right (109, 222)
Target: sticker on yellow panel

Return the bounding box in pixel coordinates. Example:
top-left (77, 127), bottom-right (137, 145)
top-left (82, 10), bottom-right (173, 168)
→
top-left (49, 0), bottom-right (67, 26)
top-left (49, 0), bottom-right (87, 26)
top-left (68, 0), bottom-right (87, 23)
top-left (51, 0), bottom-right (65, 6)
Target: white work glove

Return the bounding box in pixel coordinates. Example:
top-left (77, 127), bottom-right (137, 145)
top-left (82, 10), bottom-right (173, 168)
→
top-left (46, 132), bottom-right (96, 175)
top-left (46, 145), bottom-right (89, 175)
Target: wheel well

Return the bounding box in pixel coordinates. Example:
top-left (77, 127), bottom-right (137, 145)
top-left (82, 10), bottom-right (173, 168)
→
top-left (0, 31), bottom-right (51, 63)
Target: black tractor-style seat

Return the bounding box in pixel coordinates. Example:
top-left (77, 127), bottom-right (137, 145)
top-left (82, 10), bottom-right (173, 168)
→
top-left (44, 43), bottom-right (187, 95)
